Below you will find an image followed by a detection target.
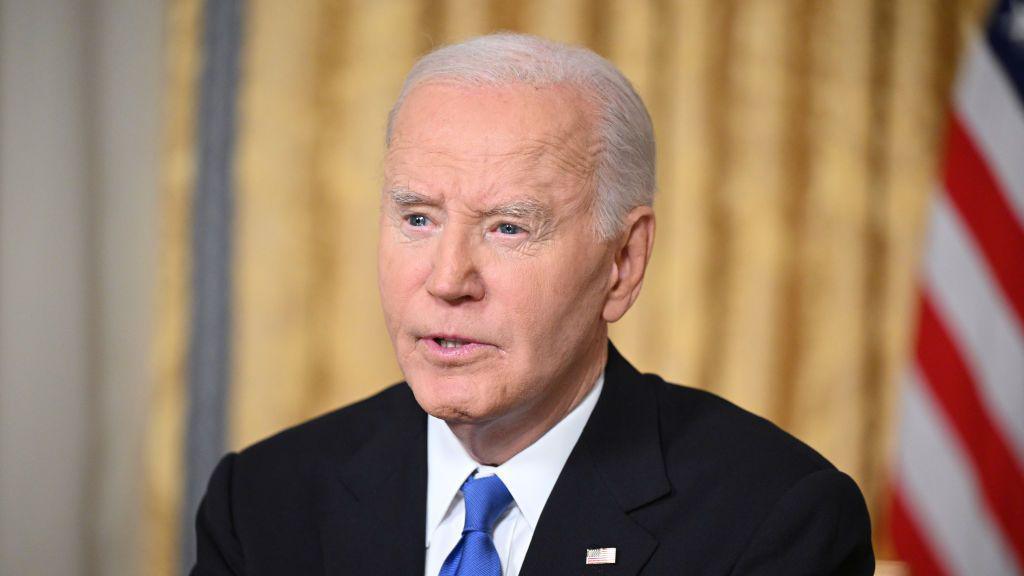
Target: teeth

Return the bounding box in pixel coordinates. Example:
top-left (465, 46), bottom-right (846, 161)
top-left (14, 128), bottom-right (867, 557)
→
top-left (436, 338), bottom-right (464, 348)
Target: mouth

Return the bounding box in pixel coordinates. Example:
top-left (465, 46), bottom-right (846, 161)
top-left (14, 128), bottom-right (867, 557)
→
top-left (431, 336), bottom-right (475, 348)
top-left (418, 334), bottom-right (495, 363)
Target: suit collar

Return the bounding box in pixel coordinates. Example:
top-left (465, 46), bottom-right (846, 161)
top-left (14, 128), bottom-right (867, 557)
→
top-left (582, 342), bottom-right (670, 511)
top-left (321, 384), bottom-right (428, 575)
top-left (320, 342), bottom-right (669, 575)
top-left (331, 384), bottom-right (426, 500)
top-left (325, 343), bottom-right (666, 504)
top-left (519, 342), bottom-right (670, 575)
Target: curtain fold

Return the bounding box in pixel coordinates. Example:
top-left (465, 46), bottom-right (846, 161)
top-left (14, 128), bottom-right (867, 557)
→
top-left (149, 0), bottom-right (201, 573)
top-left (150, 1), bottom-right (992, 572)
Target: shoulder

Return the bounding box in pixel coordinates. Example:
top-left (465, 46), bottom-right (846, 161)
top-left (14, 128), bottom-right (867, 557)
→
top-left (241, 382), bottom-right (417, 455)
top-left (226, 381), bottom-right (422, 494)
top-left (650, 375), bottom-right (833, 481)
top-left (193, 383), bottom-right (424, 573)
top-left (600, 344), bottom-right (842, 502)
top-left (634, 374), bottom-right (873, 572)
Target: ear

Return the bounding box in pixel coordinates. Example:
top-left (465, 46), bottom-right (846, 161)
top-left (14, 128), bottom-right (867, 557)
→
top-left (603, 206), bottom-right (655, 323)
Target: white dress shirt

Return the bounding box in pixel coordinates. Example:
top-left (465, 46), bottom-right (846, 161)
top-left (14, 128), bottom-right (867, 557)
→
top-left (424, 374), bottom-right (604, 576)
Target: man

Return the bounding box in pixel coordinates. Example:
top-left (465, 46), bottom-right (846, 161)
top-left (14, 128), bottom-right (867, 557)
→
top-left (193, 33), bottom-right (874, 575)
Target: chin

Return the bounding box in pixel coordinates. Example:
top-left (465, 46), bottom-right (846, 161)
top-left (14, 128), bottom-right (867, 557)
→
top-left (406, 371), bottom-right (501, 424)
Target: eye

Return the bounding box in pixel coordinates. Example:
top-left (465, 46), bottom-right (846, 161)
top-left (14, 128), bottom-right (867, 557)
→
top-left (497, 223), bottom-right (522, 235)
top-left (406, 214), bottom-right (429, 227)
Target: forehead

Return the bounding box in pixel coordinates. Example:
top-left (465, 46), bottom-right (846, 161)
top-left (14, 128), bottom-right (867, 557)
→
top-left (384, 82), bottom-right (599, 201)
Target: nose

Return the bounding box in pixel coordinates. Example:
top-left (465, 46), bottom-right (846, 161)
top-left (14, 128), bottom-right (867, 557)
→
top-left (426, 225), bottom-right (485, 303)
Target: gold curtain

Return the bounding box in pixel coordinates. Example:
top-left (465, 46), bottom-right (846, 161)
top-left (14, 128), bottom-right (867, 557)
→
top-left (150, 1), bottom-right (993, 573)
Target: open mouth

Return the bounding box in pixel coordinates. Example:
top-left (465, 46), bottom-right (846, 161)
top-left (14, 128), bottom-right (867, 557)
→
top-left (420, 335), bottom-right (492, 363)
top-left (433, 337), bottom-right (470, 348)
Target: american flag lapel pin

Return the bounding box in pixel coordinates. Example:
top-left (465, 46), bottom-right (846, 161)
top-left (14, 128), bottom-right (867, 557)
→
top-left (586, 547), bottom-right (617, 565)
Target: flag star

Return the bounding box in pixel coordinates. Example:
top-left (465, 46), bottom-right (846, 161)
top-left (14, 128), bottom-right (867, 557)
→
top-left (1008, 1), bottom-right (1024, 44)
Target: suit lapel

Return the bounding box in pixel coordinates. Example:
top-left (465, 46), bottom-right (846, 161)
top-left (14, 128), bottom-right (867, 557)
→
top-left (317, 343), bottom-right (665, 575)
top-left (319, 384), bottom-right (428, 575)
top-left (520, 344), bottom-right (669, 576)
top-left (517, 450), bottom-right (659, 576)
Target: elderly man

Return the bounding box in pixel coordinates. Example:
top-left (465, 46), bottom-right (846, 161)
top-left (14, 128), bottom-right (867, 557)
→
top-left (193, 33), bottom-right (873, 575)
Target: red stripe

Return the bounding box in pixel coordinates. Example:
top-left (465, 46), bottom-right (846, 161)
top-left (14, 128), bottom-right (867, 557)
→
top-left (916, 294), bottom-right (1024, 567)
top-left (891, 485), bottom-right (950, 576)
top-left (943, 114), bottom-right (1024, 327)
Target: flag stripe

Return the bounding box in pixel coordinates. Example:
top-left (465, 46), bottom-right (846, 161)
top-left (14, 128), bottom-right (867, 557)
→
top-left (898, 370), bottom-right (1021, 576)
top-left (915, 295), bottom-right (1024, 568)
top-left (986, 0), bottom-right (1024, 104)
top-left (890, 485), bottom-right (950, 576)
top-left (943, 115), bottom-right (1024, 327)
top-left (895, 5), bottom-right (1024, 574)
top-left (924, 194), bottom-right (1024, 465)
top-left (955, 39), bottom-right (1024, 227)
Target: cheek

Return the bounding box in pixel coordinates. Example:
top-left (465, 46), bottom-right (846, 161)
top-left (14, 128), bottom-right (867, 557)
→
top-left (378, 239), bottom-right (431, 328)
top-left (497, 254), bottom-right (606, 347)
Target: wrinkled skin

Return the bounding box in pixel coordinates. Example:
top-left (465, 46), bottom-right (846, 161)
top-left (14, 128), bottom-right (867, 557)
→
top-left (378, 82), bottom-right (654, 464)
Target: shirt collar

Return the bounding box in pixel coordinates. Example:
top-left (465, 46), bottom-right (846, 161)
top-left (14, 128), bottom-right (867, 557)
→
top-left (425, 373), bottom-right (604, 544)
top-left (425, 414), bottom-right (481, 545)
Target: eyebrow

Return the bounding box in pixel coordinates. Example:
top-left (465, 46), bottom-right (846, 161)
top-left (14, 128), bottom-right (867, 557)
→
top-left (480, 198), bottom-right (552, 223)
top-left (387, 187), bottom-right (437, 207)
top-left (386, 187), bottom-right (552, 223)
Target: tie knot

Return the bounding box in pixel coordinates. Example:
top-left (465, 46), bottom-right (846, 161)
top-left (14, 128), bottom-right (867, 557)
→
top-left (460, 474), bottom-right (513, 534)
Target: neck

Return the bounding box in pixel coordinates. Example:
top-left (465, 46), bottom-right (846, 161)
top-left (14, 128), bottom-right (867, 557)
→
top-left (447, 339), bottom-right (607, 466)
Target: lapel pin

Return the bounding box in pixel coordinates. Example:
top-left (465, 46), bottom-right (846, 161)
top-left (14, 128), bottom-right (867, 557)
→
top-left (586, 547), bottom-right (617, 565)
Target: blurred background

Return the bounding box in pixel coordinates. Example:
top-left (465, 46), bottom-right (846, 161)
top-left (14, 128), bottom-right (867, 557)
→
top-left (2, 0), bottom-right (1019, 575)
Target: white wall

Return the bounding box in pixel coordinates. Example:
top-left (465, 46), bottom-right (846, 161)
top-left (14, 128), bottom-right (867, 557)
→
top-left (90, 1), bottom-right (163, 573)
top-left (0, 1), bottom-right (163, 574)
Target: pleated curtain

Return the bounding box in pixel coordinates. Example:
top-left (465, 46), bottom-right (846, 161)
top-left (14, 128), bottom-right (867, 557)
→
top-left (149, 1), bottom-right (991, 573)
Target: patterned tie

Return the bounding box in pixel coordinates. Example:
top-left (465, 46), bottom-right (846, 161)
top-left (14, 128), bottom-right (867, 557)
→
top-left (438, 474), bottom-right (514, 576)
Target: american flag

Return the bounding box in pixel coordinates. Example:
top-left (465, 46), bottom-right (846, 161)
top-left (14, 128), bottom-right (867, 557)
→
top-left (890, 0), bottom-right (1024, 574)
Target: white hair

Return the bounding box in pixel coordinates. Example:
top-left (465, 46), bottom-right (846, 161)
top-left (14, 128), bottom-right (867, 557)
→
top-left (385, 33), bottom-right (655, 240)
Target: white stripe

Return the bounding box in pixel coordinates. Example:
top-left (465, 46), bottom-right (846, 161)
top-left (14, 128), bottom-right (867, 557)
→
top-left (955, 38), bottom-right (1024, 228)
top-left (924, 193), bottom-right (1024, 467)
top-left (897, 370), bottom-right (1021, 576)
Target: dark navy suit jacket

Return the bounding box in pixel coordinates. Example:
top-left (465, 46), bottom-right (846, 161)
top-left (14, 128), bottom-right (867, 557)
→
top-left (192, 343), bottom-right (874, 575)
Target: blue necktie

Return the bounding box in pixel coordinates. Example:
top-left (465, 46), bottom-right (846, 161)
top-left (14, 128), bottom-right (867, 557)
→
top-left (439, 474), bottom-right (513, 576)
